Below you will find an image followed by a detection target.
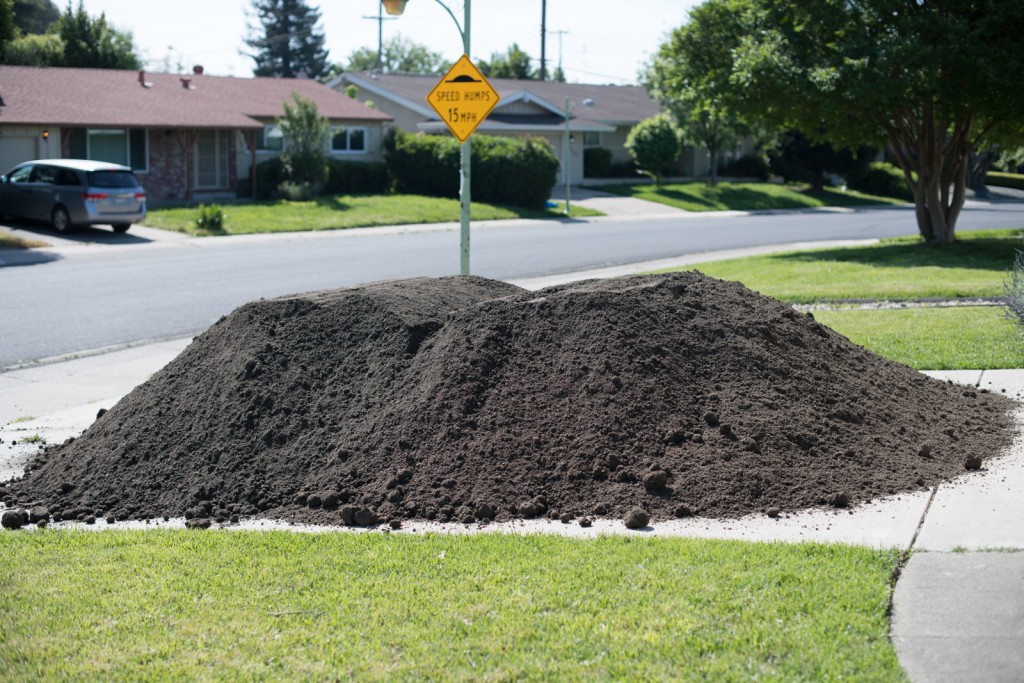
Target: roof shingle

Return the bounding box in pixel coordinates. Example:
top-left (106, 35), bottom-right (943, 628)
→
top-left (0, 66), bottom-right (392, 129)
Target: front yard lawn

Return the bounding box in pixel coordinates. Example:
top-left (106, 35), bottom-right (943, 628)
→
top-left (144, 194), bottom-right (601, 236)
top-left (0, 530), bottom-right (904, 681)
top-left (661, 229), bottom-right (1023, 303)
top-left (596, 181), bottom-right (907, 212)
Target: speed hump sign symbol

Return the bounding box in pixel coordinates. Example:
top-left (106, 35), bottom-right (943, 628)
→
top-left (426, 55), bottom-right (500, 142)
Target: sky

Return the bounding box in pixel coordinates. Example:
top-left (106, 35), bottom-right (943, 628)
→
top-left (78, 0), bottom-right (698, 85)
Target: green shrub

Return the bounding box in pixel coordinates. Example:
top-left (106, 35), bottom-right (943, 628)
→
top-left (723, 153), bottom-right (770, 180)
top-left (625, 114), bottom-right (682, 186)
top-left (1003, 250), bottom-right (1024, 332)
top-left (384, 130), bottom-right (460, 198)
top-left (255, 158), bottom-right (286, 200)
top-left (845, 162), bottom-right (913, 201)
top-left (276, 181), bottom-right (320, 202)
top-left (986, 172), bottom-right (1024, 191)
top-left (384, 130), bottom-right (558, 209)
top-left (194, 204), bottom-right (226, 234)
top-left (608, 160), bottom-right (640, 178)
top-left (323, 160), bottom-right (389, 195)
top-left (584, 147), bottom-right (613, 178)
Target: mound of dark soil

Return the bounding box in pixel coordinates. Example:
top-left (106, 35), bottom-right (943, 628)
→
top-left (2, 273), bottom-right (1016, 527)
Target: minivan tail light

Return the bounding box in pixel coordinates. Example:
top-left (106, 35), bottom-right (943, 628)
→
top-left (82, 192), bottom-right (108, 200)
top-left (134, 192), bottom-right (146, 200)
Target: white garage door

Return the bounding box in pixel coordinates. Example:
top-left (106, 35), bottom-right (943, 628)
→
top-left (0, 136), bottom-right (38, 175)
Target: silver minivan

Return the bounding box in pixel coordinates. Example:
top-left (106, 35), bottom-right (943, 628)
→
top-left (0, 159), bottom-right (147, 234)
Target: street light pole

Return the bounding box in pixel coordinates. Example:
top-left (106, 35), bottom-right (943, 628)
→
top-left (562, 97), bottom-right (594, 216)
top-left (382, 0), bottom-right (472, 276)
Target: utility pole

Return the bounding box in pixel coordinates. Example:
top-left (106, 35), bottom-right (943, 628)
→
top-left (539, 0), bottom-right (547, 80)
top-left (362, 7), bottom-right (397, 71)
top-left (553, 29), bottom-right (569, 80)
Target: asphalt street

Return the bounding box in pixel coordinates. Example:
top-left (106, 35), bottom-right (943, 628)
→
top-left (2, 199), bottom-right (1024, 368)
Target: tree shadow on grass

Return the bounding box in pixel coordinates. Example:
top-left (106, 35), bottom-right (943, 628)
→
top-left (773, 234), bottom-right (1024, 272)
top-left (313, 196), bottom-right (352, 211)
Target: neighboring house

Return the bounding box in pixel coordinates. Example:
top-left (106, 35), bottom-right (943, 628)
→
top-left (0, 65), bottom-right (392, 201)
top-left (331, 71), bottom-right (756, 184)
top-left (331, 72), bottom-right (664, 185)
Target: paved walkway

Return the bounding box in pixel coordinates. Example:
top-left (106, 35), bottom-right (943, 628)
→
top-left (1, 250), bottom-right (1022, 682)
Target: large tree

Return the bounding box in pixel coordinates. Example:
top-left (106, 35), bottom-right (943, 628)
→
top-left (12, 0), bottom-right (58, 34)
top-left (56, 1), bottom-right (140, 69)
top-left (245, 0), bottom-right (329, 80)
top-left (0, 0), bottom-right (16, 61)
top-left (645, 0), bottom-right (749, 186)
top-left (724, 0), bottom-right (1024, 244)
top-left (344, 34), bottom-right (448, 74)
top-left (478, 43), bottom-right (536, 80)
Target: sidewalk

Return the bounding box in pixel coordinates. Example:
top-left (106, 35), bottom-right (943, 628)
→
top-left (1, 261), bottom-right (1022, 682)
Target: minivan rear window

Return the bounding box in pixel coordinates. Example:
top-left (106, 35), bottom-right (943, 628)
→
top-left (88, 171), bottom-right (138, 189)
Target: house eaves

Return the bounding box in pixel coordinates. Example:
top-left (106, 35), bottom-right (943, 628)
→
top-left (335, 72), bottom-right (437, 119)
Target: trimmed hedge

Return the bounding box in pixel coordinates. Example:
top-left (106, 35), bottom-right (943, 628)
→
top-left (584, 147), bottom-right (613, 178)
top-left (986, 172), bottom-right (1024, 191)
top-left (723, 154), bottom-right (770, 181)
top-left (384, 130), bottom-right (559, 209)
top-left (324, 159), bottom-right (389, 195)
top-left (845, 162), bottom-right (913, 201)
top-left (254, 157), bottom-right (389, 199)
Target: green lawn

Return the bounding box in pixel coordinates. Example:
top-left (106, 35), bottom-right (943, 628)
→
top-left (144, 194), bottom-right (601, 236)
top-left (596, 181), bottom-right (906, 212)
top-left (0, 530), bottom-right (905, 682)
top-left (651, 228), bottom-right (1024, 369)
top-left (667, 229), bottom-right (1024, 303)
top-left (815, 306), bottom-right (1023, 370)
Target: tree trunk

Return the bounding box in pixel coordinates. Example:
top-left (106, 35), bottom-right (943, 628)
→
top-left (884, 106), bottom-right (973, 245)
top-left (709, 149), bottom-right (719, 186)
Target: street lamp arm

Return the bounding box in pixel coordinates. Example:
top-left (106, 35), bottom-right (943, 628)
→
top-left (431, 0), bottom-right (466, 48)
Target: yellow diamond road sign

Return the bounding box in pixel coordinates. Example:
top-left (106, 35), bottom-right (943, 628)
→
top-left (426, 55), bottom-right (500, 143)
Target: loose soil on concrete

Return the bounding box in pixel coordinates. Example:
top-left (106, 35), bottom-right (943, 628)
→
top-left (2, 273), bottom-right (1016, 528)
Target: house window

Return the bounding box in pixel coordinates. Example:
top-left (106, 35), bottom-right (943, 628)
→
top-left (331, 126), bottom-right (366, 153)
top-left (68, 128), bottom-right (149, 171)
top-left (194, 130), bottom-right (229, 189)
top-left (583, 131), bottom-right (601, 147)
top-left (260, 125), bottom-right (284, 151)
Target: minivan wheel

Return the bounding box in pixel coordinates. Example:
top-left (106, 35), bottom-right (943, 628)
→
top-left (51, 206), bottom-right (72, 233)
top-left (111, 223), bottom-right (131, 234)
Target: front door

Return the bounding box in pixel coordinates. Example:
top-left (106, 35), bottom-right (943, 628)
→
top-left (194, 130), bottom-right (229, 190)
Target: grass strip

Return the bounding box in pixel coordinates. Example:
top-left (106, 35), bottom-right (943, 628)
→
top-left (0, 530), bottom-right (905, 682)
top-left (595, 181), bottom-right (906, 212)
top-left (661, 229), bottom-right (1024, 303)
top-left (144, 194), bottom-right (601, 236)
top-left (814, 306), bottom-right (1023, 370)
top-left (0, 233), bottom-right (49, 249)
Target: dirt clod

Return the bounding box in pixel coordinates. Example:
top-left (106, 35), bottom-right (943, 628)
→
top-left (964, 455), bottom-right (983, 471)
top-left (624, 508), bottom-right (651, 529)
top-left (1, 273), bottom-right (1015, 527)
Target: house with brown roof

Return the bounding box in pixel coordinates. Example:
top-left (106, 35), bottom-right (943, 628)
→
top-left (332, 72), bottom-right (759, 185)
top-left (0, 65), bottom-right (392, 201)
top-left (330, 71), bottom-right (661, 186)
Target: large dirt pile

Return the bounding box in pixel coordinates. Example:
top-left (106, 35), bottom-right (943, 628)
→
top-left (2, 273), bottom-right (1016, 527)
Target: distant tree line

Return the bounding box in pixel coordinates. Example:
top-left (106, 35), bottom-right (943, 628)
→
top-left (1, 0), bottom-right (141, 69)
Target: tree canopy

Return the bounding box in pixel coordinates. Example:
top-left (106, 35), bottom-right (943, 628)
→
top-left (1, 0), bottom-right (139, 68)
top-left (0, 0), bottom-right (16, 61)
top-left (645, 0), bottom-right (748, 185)
top-left (12, 0), bottom-right (58, 34)
top-left (245, 0), bottom-right (330, 80)
top-left (343, 35), bottom-right (448, 74)
top-left (626, 113), bottom-right (682, 187)
top-left (656, 0), bottom-right (1024, 244)
top-left (57, 1), bottom-right (140, 69)
top-left (478, 43), bottom-right (537, 80)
